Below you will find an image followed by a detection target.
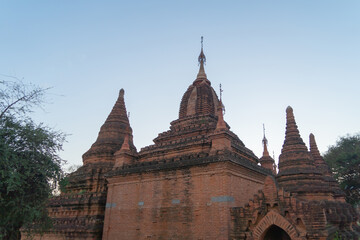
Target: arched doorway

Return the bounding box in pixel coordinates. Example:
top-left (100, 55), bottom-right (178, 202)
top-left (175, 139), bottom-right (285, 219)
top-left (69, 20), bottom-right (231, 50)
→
top-left (263, 225), bottom-right (291, 240)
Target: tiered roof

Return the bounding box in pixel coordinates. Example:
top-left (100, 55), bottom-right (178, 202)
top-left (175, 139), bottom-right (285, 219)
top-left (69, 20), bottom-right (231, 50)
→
top-left (309, 133), bottom-right (332, 176)
top-left (136, 43), bottom-right (258, 165)
top-left (309, 133), bottom-right (345, 199)
top-left (42, 90), bottom-right (137, 239)
top-left (277, 106), bottom-right (332, 199)
top-left (107, 40), bottom-right (266, 177)
top-left (82, 89), bottom-right (136, 164)
top-left (178, 48), bottom-right (218, 119)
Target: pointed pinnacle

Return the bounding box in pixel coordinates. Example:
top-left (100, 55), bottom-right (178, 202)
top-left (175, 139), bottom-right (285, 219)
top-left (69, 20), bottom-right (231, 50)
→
top-left (263, 139), bottom-right (270, 157)
top-left (196, 37), bottom-right (207, 79)
top-left (216, 100), bottom-right (228, 130)
top-left (309, 133), bottom-right (321, 157)
top-left (120, 133), bottom-right (131, 151)
top-left (281, 106), bottom-right (307, 153)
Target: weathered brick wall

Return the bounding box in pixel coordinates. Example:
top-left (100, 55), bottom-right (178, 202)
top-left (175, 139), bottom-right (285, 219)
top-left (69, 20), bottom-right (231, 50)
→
top-left (230, 176), bottom-right (360, 240)
top-left (22, 163), bottom-right (113, 240)
top-left (103, 161), bottom-right (266, 240)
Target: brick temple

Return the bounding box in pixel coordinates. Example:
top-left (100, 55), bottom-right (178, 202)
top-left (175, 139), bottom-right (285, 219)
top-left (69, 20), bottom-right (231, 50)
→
top-left (28, 44), bottom-right (360, 240)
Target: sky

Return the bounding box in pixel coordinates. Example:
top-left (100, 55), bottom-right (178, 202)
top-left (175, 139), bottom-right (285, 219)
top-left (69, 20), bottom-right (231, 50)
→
top-left (1, 1), bottom-right (359, 169)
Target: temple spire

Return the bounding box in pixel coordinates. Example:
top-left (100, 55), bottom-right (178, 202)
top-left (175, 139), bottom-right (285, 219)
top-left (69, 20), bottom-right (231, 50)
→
top-left (262, 124), bottom-right (270, 157)
top-left (82, 88), bottom-right (136, 164)
top-left (309, 133), bottom-right (346, 199)
top-left (309, 133), bottom-right (332, 176)
top-left (259, 124), bottom-right (275, 174)
top-left (309, 133), bottom-right (321, 159)
top-left (196, 36), bottom-right (207, 79)
top-left (277, 106), bottom-right (335, 200)
top-left (281, 106), bottom-right (307, 154)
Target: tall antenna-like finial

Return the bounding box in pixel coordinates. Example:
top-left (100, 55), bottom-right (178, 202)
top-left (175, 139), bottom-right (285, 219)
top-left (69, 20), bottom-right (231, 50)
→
top-left (219, 83), bottom-right (225, 115)
top-left (262, 124), bottom-right (268, 145)
top-left (196, 36), bottom-right (207, 80)
top-left (198, 36), bottom-right (206, 66)
top-left (219, 83), bottom-right (223, 102)
top-left (263, 123), bottom-right (266, 136)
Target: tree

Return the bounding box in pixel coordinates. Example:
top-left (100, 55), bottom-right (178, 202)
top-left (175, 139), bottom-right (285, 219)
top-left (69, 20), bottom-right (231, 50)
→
top-left (0, 74), bottom-right (49, 119)
top-left (323, 133), bottom-right (360, 206)
top-left (0, 76), bottom-right (65, 240)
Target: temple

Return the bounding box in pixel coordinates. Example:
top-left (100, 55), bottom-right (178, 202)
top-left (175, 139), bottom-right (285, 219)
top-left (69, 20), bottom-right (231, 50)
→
top-left (26, 41), bottom-right (359, 240)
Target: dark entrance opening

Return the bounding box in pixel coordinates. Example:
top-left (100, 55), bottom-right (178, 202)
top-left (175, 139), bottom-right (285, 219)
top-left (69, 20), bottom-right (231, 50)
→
top-left (263, 225), bottom-right (291, 240)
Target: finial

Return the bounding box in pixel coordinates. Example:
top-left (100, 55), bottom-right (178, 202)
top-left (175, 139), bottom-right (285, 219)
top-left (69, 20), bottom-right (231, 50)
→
top-left (262, 124), bottom-right (268, 145)
top-left (198, 36), bottom-right (206, 66)
top-left (119, 88), bottom-right (125, 97)
top-left (219, 83), bottom-right (223, 102)
top-left (195, 36), bottom-right (208, 80)
top-left (286, 106), bottom-right (293, 114)
top-left (263, 124), bottom-right (265, 135)
top-left (219, 84), bottom-right (225, 115)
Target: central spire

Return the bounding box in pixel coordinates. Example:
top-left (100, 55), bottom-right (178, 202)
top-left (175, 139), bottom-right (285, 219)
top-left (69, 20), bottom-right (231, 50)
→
top-left (196, 36), bottom-right (207, 79)
top-left (262, 124), bottom-right (270, 157)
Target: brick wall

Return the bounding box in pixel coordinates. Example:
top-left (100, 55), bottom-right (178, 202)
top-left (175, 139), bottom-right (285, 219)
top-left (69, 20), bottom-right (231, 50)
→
top-left (103, 161), bottom-right (266, 240)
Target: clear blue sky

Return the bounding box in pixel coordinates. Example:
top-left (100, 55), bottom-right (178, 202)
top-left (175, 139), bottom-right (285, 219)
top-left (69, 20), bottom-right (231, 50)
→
top-left (1, 1), bottom-right (359, 168)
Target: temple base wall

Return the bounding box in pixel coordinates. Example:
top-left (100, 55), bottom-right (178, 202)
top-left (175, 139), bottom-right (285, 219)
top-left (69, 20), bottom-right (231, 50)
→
top-left (103, 161), bottom-right (266, 240)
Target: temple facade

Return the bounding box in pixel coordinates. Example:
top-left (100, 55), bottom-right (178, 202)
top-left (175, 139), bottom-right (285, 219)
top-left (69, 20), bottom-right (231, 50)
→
top-left (26, 44), bottom-right (359, 240)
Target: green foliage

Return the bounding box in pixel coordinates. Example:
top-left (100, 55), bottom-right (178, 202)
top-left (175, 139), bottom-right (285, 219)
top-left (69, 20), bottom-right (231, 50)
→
top-left (59, 176), bottom-right (69, 194)
top-left (0, 78), bottom-right (65, 239)
top-left (324, 133), bottom-right (360, 206)
top-left (0, 116), bottom-right (65, 239)
top-left (332, 231), bottom-right (342, 240)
